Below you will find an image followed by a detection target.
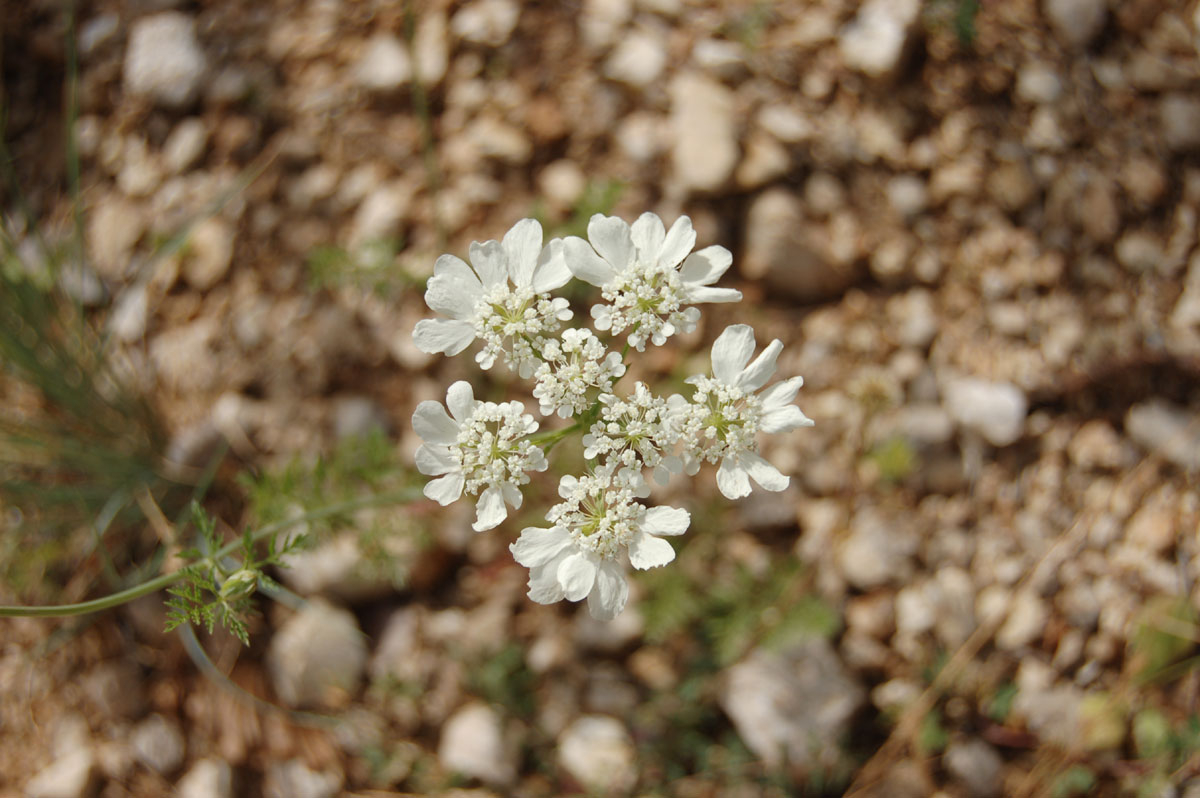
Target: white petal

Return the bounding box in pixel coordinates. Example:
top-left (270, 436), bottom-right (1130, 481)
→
top-left (502, 482), bottom-right (523, 509)
top-left (737, 339), bottom-right (783, 392)
top-left (679, 246), bottom-right (733, 285)
top-left (415, 444), bottom-right (456, 475)
top-left (414, 318), bottom-right (476, 356)
top-left (423, 472), bottom-right (464, 505)
top-left (472, 486), bottom-right (508, 531)
top-left (716, 457), bottom-right (752, 499)
top-left (629, 212), bottom-right (665, 263)
top-left (684, 285), bottom-right (742, 305)
top-left (759, 376), bottom-right (804, 409)
top-left (503, 218), bottom-right (544, 288)
top-left (629, 532), bottom-right (676, 570)
top-left (531, 239), bottom-right (572, 293)
top-left (586, 214), bottom-right (634, 271)
top-left (587, 562), bottom-right (629, 620)
top-left (643, 505), bottom-right (690, 536)
top-left (445, 381), bottom-right (477, 424)
top-left (527, 563), bottom-right (566, 604)
top-left (557, 553), bottom-right (597, 601)
top-left (563, 237), bottom-right (616, 286)
top-left (510, 526), bottom-right (573, 567)
top-left (658, 215), bottom-right (696, 270)
top-left (469, 239), bottom-right (507, 288)
top-left (412, 400), bottom-right (459, 444)
top-left (711, 324), bottom-right (756, 384)
top-left (558, 474), bottom-right (579, 498)
top-left (740, 451), bottom-right (790, 492)
top-left (761, 404), bottom-right (814, 433)
top-left (425, 255), bottom-right (483, 318)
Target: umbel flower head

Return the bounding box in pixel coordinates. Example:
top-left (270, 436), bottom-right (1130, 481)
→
top-left (677, 324), bottom-right (814, 499)
top-left (509, 469), bottom-right (690, 620)
top-left (413, 218), bottom-right (572, 377)
top-left (412, 381), bottom-right (548, 531)
top-left (411, 216), bottom-right (815, 619)
top-left (562, 212), bottom-right (742, 351)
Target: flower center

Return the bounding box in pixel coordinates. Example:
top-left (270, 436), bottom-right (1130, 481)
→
top-left (455, 401), bottom-right (543, 495)
top-left (549, 473), bottom-right (644, 559)
top-left (685, 377), bottom-right (763, 462)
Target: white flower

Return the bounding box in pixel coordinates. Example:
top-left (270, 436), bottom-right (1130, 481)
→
top-left (413, 218), bottom-right (573, 377)
top-left (582, 381), bottom-right (682, 484)
top-left (677, 324), bottom-right (814, 499)
top-left (412, 380), bottom-right (548, 531)
top-left (531, 328), bottom-right (626, 418)
top-left (509, 470), bottom-right (690, 620)
top-left (562, 212), bottom-right (742, 351)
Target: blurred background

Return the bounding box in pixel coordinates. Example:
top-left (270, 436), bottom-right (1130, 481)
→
top-left (2, 0), bottom-right (1200, 795)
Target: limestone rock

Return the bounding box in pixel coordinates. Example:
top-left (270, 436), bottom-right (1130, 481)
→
top-left (1043, 0), bottom-right (1107, 49)
top-left (943, 376), bottom-right (1028, 447)
top-left (669, 71), bottom-right (738, 194)
top-left (438, 703), bottom-right (516, 786)
top-left (557, 715), bottom-right (637, 794)
top-left (267, 600), bottom-right (366, 709)
top-left (839, 0), bottom-right (920, 79)
top-left (124, 13), bottom-right (208, 107)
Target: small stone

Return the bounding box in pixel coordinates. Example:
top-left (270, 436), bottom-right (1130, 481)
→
top-left (804, 172), bottom-right (846, 217)
top-left (1043, 0), bottom-right (1107, 49)
top-left (1068, 420), bottom-right (1123, 469)
top-left (692, 37), bottom-right (746, 79)
top-left (334, 396), bottom-right (388, 440)
top-left (887, 288), bottom-right (938, 348)
top-left (757, 104), bottom-right (813, 144)
top-left (558, 716), bottom-right (637, 794)
top-left (82, 660), bottom-right (146, 719)
top-left (734, 132), bottom-right (790, 189)
top-left (669, 71), bottom-right (738, 194)
top-left (895, 582), bottom-right (937, 635)
top-left (350, 180), bottom-right (410, 247)
top-left (1127, 401), bottom-right (1200, 471)
top-left (469, 115), bottom-right (532, 165)
top-left (1079, 177), bottom-right (1120, 244)
top-left (116, 139), bottom-right (163, 197)
top-left (130, 714), bottom-right (186, 775)
top-left (538, 160), bottom-right (586, 209)
top-left (1120, 156), bottom-right (1167, 208)
top-left (988, 160), bottom-right (1038, 213)
top-left (451, 0), bottom-right (520, 47)
top-left (25, 749), bottom-right (96, 798)
top-left (355, 34), bottom-right (411, 92)
top-left (943, 376), bottom-right (1028, 447)
top-left (177, 758), bottom-right (233, 798)
top-left (944, 739), bottom-right (1005, 798)
top-left (438, 703), bottom-right (516, 786)
top-left (839, 0), bottom-right (920, 79)
top-left (1114, 230), bottom-right (1164, 273)
top-left (263, 760), bottom-right (343, 798)
top-left (79, 13), bottom-right (120, 56)
top-left (837, 506), bottom-right (916, 590)
top-left (182, 217), bottom-right (235, 291)
top-left (742, 188), bottom-right (860, 302)
top-left (413, 11), bottom-right (449, 85)
top-left (996, 589), bottom-right (1047, 650)
top-left (151, 317), bottom-right (219, 393)
top-left (87, 196), bottom-right (145, 279)
top-left (267, 599), bottom-right (367, 709)
top-left (604, 28), bottom-right (666, 87)
top-left (163, 118), bottom-right (208, 174)
top-left (720, 639), bottom-right (865, 772)
top-left (1126, 503), bottom-right (1176, 554)
top-left (614, 111), bottom-right (667, 163)
top-left (1015, 62), bottom-right (1063, 104)
top-left (124, 12), bottom-right (208, 107)
top-left (886, 174), bottom-right (928, 219)
top-left (1161, 93), bottom-right (1200, 153)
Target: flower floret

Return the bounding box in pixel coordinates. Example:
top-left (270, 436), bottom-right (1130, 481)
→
top-left (531, 328), bottom-right (626, 417)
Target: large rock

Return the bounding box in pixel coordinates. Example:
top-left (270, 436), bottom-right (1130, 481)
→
top-left (1161, 94), bottom-right (1200, 153)
top-left (124, 13), bottom-right (208, 107)
top-left (130, 714), bottom-right (186, 775)
top-left (741, 188), bottom-right (862, 303)
top-left (719, 639), bottom-right (865, 772)
top-left (669, 71), bottom-right (738, 194)
top-left (355, 34), bottom-right (411, 91)
top-left (1125, 401), bottom-right (1200, 471)
top-left (267, 600), bottom-right (366, 709)
top-left (176, 759), bottom-right (233, 798)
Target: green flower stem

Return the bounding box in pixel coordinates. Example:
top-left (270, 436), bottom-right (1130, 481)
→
top-left (529, 421), bottom-right (583, 452)
top-left (0, 488), bottom-right (421, 618)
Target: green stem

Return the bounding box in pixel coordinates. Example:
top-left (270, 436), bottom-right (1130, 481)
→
top-left (0, 488), bottom-right (421, 618)
top-left (528, 421), bottom-right (583, 451)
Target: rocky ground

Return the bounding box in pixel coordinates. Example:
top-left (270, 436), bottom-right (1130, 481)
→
top-left (3, 0), bottom-right (1200, 796)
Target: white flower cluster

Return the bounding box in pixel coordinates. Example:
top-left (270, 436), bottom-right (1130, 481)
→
top-left (412, 214), bottom-right (814, 619)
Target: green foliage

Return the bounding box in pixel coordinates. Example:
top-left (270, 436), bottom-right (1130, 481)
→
top-left (720, 2), bottom-right (774, 50)
top-left (165, 502), bottom-right (305, 645)
top-left (239, 428), bottom-right (428, 590)
top-left (306, 237), bottom-right (415, 295)
top-left (985, 682), bottom-right (1018, 723)
top-left (916, 709), bottom-right (949, 756)
top-left (926, 0), bottom-right (980, 47)
top-left (540, 179), bottom-right (625, 242)
top-left (1051, 765), bottom-right (1096, 798)
top-left (1128, 594), bottom-right (1198, 684)
top-left (467, 642), bottom-right (536, 718)
top-left (866, 436), bottom-right (918, 483)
